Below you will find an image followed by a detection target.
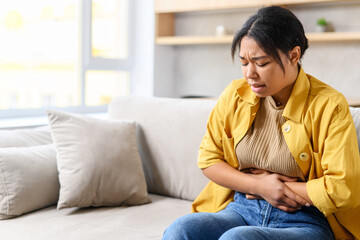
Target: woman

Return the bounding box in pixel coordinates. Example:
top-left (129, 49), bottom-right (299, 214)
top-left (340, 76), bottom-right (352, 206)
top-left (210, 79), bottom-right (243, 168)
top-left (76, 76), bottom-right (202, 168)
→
top-left (163, 6), bottom-right (360, 240)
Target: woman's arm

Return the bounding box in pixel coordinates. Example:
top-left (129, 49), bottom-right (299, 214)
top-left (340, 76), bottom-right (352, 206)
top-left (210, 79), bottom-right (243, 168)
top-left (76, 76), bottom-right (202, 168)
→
top-left (202, 162), bottom-right (310, 212)
top-left (244, 168), bottom-right (313, 206)
top-left (285, 182), bottom-right (313, 206)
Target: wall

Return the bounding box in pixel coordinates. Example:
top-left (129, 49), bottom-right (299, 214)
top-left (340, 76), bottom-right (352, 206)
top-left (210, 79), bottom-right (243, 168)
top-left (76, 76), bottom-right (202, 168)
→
top-left (154, 2), bottom-right (360, 99)
top-left (131, 0), bottom-right (155, 96)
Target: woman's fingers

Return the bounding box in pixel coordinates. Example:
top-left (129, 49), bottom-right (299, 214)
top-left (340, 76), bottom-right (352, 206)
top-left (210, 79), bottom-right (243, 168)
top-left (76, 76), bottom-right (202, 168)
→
top-left (276, 205), bottom-right (301, 212)
top-left (245, 194), bottom-right (262, 200)
top-left (270, 185), bottom-right (310, 212)
top-left (259, 174), bottom-right (309, 212)
top-left (283, 186), bottom-right (310, 207)
top-left (247, 171), bottom-right (310, 213)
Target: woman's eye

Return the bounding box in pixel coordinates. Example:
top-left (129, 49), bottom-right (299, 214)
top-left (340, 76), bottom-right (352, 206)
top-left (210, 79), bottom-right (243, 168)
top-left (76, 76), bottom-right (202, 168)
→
top-left (257, 62), bottom-right (269, 67)
top-left (241, 62), bottom-right (248, 66)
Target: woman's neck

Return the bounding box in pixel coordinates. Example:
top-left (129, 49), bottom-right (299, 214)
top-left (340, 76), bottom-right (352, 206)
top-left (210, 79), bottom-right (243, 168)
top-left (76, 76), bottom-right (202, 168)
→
top-left (272, 64), bottom-right (300, 106)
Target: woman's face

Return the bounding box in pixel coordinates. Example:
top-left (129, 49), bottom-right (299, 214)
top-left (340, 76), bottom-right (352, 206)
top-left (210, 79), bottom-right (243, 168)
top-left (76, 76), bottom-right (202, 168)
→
top-left (239, 36), bottom-right (299, 105)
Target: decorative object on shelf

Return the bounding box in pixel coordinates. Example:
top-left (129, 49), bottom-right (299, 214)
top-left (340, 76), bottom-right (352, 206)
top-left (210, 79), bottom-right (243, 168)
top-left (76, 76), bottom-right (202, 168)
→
top-left (316, 17), bottom-right (329, 32)
top-left (215, 25), bottom-right (227, 36)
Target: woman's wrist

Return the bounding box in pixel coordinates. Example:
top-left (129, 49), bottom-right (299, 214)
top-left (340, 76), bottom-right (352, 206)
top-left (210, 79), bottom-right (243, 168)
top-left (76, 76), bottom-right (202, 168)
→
top-left (284, 182), bottom-right (313, 206)
top-left (248, 175), bottom-right (263, 196)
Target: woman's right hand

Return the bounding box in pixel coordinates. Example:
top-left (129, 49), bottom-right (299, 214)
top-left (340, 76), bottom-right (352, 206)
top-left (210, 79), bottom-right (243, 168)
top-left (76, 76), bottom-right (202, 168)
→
top-left (202, 163), bottom-right (309, 213)
top-left (246, 169), bottom-right (309, 212)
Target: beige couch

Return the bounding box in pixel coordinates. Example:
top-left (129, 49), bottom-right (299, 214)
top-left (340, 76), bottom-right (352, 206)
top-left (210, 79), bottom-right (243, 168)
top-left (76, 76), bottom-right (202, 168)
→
top-left (0, 96), bottom-right (359, 240)
top-left (0, 97), bottom-right (216, 240)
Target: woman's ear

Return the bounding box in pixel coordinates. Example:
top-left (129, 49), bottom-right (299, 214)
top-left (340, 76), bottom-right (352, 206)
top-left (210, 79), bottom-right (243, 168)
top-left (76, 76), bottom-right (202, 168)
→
top-left (289, 46), bottom-right (301, 64)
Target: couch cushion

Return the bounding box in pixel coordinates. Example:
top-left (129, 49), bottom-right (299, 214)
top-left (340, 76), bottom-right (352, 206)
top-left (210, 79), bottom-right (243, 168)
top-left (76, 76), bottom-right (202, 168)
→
top-left (0, 126), bottom-right (52, 148)
top-left (0, 194), bottom-right (191, 240)
top-left (0, 144), bottom-right (59, 219)
top-left (108, 96), bottom-right (216, 201)
top-left (47, 110), bottom-right (150, 209)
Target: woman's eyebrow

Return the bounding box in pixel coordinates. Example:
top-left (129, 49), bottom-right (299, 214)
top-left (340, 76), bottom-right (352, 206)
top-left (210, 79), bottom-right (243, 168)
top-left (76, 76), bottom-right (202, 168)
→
top-left (239, 55), bottom-right (269, 60)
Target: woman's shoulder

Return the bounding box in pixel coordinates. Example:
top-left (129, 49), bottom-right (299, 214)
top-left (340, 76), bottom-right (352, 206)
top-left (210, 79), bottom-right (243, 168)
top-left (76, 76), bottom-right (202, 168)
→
top-left (306, 73), bottom-right (350, 119)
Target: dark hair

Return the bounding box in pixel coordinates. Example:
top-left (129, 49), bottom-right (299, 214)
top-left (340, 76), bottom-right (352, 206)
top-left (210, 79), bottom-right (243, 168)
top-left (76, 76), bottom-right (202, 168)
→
top-left (231, 6), bottom-right (308, 72)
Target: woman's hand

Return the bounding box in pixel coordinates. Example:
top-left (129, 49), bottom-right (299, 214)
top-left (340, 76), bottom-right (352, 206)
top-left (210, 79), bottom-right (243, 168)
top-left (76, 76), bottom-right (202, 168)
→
top-left (202, 163), bottom-right (311, 213)
top-left (245, 169), bottom-right (310, 212)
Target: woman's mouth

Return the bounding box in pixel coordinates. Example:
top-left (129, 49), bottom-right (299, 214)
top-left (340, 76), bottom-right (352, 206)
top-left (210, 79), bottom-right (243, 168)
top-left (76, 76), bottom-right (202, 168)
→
top-left (250, 84), bottom-right (266, 93)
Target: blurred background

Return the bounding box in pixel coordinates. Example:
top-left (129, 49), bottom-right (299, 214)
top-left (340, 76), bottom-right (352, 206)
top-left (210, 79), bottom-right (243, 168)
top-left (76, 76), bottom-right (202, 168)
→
top-left (1, 0), bottom-right (360, 122)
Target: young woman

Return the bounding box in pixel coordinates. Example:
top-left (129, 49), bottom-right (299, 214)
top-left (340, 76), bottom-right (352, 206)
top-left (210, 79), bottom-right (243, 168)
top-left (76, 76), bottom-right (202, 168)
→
top-left (162, 6), bottom-right (360, 240)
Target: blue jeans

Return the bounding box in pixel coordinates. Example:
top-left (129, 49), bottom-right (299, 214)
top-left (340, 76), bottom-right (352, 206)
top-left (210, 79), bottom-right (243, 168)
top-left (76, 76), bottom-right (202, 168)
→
top-left (162, 192), bottom-right (334, 240)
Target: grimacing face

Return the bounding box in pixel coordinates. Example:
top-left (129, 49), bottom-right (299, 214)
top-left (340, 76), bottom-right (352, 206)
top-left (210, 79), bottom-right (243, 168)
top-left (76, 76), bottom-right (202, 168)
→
top-left (239, 36), bottom-right (300, 105)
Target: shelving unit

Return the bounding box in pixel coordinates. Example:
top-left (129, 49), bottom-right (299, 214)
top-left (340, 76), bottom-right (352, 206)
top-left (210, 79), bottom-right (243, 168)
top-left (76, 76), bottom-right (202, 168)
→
top-left (154, 0), bottom-right (360, 106)
top-left (155, 0), bottom-right (360, 45)
top-left (156, 32), bottom-right (360, 45)
top-left (155, 0), bottom-right (359, 13)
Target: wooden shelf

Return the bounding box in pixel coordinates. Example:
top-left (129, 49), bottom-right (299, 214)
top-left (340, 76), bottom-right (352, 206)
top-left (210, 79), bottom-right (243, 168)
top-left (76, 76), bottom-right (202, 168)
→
top-left (307, 32), bottom-right (360, 42)
top-left (156, 32), bottom-right (360, 45)
top-left (155, 0), bottom-right (359, 13)
top-left (156, 35), bottom-right (234, 45)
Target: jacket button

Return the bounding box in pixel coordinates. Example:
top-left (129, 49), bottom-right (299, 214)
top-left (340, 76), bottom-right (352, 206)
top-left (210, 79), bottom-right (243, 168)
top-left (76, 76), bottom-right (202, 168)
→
top-left (299, 152), bottom-right (309, 161)
top-left (283, 124), bottom-right (291, 133)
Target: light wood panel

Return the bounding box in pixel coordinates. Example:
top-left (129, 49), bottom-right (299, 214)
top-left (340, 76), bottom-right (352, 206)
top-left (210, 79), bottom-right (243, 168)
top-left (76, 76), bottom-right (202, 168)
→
top-left (155, 13), bottom-right (175, 37)
top-left (155, 0), bottom-right (359, 13)
top-left (155, 35), bottom-right (234, 45)
top-left (155, 32), bottom-right (360, 45)
top-left (306, 32), bottom-right (360, 42)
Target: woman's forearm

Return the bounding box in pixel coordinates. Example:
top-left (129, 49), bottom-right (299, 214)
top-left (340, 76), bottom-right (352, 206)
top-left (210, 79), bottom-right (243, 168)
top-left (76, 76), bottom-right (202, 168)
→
top-left (201, 162), bottom-right (260, 195)
top-left (284, 182), bottom-right (313, 206)
top-left (202, 163), bottom-right (310, 212)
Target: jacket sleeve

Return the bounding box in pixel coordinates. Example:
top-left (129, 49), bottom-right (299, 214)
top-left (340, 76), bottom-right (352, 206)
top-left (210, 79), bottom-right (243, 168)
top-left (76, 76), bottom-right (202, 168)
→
top-left (307, 100), bottom-right (360, 217)
top-left (197, 84), bottom-right (232, 169)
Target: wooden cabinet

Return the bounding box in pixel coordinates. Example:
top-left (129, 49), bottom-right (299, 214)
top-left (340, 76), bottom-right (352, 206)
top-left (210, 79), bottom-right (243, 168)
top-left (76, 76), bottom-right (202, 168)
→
top-left (154, 0), bottom-right (360, 45)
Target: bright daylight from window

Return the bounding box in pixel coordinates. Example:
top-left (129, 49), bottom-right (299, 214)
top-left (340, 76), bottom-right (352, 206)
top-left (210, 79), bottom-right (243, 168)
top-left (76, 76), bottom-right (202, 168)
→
top-left (0, 0), bottom-right (130, 116)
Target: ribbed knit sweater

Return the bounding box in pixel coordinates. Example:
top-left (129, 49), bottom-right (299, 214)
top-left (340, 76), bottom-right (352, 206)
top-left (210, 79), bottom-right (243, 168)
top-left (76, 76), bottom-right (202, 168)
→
top-left (236, 96), bottom-right (303, 180)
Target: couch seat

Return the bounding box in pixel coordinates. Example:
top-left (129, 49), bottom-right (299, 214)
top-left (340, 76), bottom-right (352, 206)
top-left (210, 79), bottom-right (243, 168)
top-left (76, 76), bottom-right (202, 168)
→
top-left (0, 194), bottom-right (192, 240)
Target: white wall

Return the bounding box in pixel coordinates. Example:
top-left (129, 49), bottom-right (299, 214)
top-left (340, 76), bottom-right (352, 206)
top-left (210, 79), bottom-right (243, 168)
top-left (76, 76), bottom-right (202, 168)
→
top-left (154, 2), bottom-right (360, 99)
top-left (131, 0), bottom-right (155, 96)
top-left (154, 45), bottom-right (176, 97)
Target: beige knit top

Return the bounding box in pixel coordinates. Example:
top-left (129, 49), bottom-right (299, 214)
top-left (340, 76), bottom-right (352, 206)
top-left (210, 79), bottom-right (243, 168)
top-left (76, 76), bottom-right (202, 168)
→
top-left (236, 96), bottom-right (304, 180)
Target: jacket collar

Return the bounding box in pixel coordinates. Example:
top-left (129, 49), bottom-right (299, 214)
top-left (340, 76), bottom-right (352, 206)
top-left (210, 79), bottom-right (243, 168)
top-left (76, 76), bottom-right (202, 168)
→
top-left (283, 67), bottom-right (310, 123)
top-left (236, 80), bottom-right (259, 106)
top-left (235, 67), bottom-right (310, 122)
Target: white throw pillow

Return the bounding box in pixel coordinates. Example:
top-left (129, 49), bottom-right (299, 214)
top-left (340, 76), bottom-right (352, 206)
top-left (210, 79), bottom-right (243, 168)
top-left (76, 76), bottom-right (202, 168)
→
top-left (0, 144), bottom-right (59, 219)
top-left (0, 126), bottom-right (52, 148)
top-left (47, 110), bottom-right (150, 209)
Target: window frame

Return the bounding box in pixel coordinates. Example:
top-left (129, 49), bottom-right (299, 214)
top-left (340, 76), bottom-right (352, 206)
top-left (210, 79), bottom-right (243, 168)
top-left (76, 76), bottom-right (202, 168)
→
top-left (0, 0), bottom-right (134, 119)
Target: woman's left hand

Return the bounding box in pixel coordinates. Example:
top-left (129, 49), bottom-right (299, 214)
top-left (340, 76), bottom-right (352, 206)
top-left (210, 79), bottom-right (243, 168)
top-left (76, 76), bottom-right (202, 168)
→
top-left (244, 168), bottom-right (312, 208)
top-left (244, 168), bottom-right (298, 200)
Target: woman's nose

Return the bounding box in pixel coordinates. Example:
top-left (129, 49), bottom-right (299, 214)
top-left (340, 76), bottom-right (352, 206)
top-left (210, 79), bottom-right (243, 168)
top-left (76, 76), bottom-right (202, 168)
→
top-left (246, 64), bottom-right (257, 79)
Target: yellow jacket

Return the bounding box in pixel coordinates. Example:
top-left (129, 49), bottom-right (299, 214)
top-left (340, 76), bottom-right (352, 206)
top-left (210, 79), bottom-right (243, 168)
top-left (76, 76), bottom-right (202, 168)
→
top-left (192, 68), bottom-right (360, 240)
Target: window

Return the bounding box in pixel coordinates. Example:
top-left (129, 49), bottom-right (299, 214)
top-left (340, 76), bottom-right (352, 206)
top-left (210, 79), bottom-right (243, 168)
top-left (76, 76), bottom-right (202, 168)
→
top-left (0, 0), bottom-right (132, 118)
